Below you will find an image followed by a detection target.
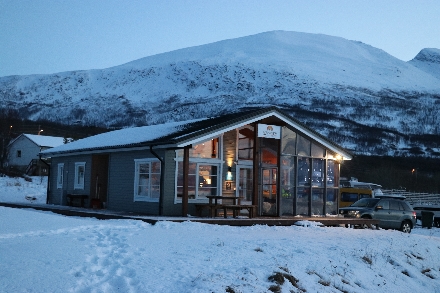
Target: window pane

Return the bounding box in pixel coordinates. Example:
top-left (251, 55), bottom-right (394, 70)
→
top-left (281, 127), bottom-right (296, 155)
top-left (139, 173), bottom-right (149, 182)
top-left (176, 138), bottom-right (219, 158)
top-left (198, 165), bottom-right (218, 198)
top-left (312, 188), bottom-right (324, 216)
top-left (190, 138), bottom-right (219, 158)
top-left (238, 126), bottom-right (254, 160)
top-left (151, 186), bottom-right (160, 198)
top-left (139, 163), bottom-right (149, 174)
top-left (327, 160), bottom-right (336, 187)
top-left (151, 174), bottom-right (160, 185)
top-left (312, 159), bottom-right (324, 187)
top-left (297, 157), bottom-right (310, 186)
top-left (296, 187), bottom-right (309, 216)
top-left (151, 161), bottom-right (161, 173)
top-left (281, 156), bottom-right (295, 193)
top-left (138, 185), bottom-right (149, 196)
top-left (297, 135), bottom-right (311, 156)
top-left (326, 189), bottom-right (338, 215)
top-left (311, 143), bottom-right (325, 158)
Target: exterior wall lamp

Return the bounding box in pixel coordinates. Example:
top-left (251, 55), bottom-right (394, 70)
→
top-left (226, 166), bottom-right (233, 180)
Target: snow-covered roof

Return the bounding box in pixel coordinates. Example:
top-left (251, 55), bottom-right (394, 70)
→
top-left (41, 107), bottom-right (353, 159)
top-left (8, 134), bottom-right (65, 148)
top-left (40, 118), bottom-right (206, 156)
top-left (24, 134), bottom-right (65, 148)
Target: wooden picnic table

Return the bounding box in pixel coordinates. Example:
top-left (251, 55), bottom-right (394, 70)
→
top-left (196, 196), bottom-right (256, 218)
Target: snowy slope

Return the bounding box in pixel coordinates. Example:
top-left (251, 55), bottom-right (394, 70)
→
top-left (408, 48), bottom-right (440, 79)
top-left (1, 31), bottom-right (440, 156)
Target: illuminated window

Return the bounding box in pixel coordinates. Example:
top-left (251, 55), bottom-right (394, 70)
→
top-left (238, 125), bottom-right (254, 160)
top-left (176, 138), bottom-right (220, 158)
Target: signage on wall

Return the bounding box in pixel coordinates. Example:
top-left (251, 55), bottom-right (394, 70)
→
top-left (257, 124), bottom-right (281, 139)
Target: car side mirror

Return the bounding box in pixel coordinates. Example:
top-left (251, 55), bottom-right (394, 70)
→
top-left (375, 206), bottom-right (383, 210)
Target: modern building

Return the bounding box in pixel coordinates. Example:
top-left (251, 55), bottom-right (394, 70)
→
top-left (41, 107), bottom-right (352, 217)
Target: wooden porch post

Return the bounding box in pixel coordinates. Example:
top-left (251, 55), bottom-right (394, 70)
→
top-left (182, 146), bottom-right (190, 217)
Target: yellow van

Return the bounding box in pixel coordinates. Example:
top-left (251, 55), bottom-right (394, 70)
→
top-left (339, 187), bottom-right (374, 208)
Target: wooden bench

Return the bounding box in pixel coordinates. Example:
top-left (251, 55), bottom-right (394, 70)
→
top-left (195, 196), bottom-right (242, 217)
top-left (195, 204), bottom-right (225, 217)
top-left (222, 205), bottom-right (257, 218)
top-left (67, 194), bottom-right (89, 207)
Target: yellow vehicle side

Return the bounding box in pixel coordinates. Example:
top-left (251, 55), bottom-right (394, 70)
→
top-left (339, 187), bottom-right (373, 207)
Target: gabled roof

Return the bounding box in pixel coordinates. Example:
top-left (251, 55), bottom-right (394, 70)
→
top-left (41, 107), bottom-right (352, 159)
top-left (8, 134), bottom-right (65, 148)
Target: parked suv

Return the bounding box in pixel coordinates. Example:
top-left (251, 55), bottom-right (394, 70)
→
top-left (339, 197), bottom-right (417, 233)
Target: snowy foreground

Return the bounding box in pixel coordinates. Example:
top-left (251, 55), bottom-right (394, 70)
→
top-left (1, 176), bottom-right (440, 293)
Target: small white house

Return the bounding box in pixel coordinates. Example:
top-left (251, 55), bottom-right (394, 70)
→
top-left (5, 134), bottom-right (65, 175)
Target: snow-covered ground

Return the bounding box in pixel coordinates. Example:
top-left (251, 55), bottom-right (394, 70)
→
top-left (1, 175), bottom-right (440, 293)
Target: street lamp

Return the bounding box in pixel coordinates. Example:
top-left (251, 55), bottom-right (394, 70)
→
top-left (38, 129), bottom-right (43, 135)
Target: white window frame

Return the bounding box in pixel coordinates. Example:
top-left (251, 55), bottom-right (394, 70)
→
top-left (74, 162), bottom-right (86, 190)
top-left (174, 159), bottom-right (223, 203)
top-left (174, 136), bottom-right (224, 203)
top-left (134, 159), bottom-right (161, 202)
top-left (57, 163), bottom-right (64, 189)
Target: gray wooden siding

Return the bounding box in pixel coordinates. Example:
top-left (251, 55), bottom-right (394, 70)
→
top-left (161, 149), bottom-right (181, 216)
top-left (48, 155), bottom-right (92, 206)
top-left (107, 150), bottom-right (162, 215)
top-left (48, 157), bottom-right (62, 205)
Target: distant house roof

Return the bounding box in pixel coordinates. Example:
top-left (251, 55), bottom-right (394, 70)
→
top-left (9, 134), bottom-right (65, 148)
top-left (41, 107), bottom-right (352, 160)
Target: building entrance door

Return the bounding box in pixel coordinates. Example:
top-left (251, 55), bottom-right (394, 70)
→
top-left (258, 136), bottom-right (280, 216)
top-left (237, 166), bottom-right (253, 205)
top-left (261, 167), bottom-right (278, 216)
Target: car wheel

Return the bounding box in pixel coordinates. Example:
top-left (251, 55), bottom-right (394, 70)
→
top-left (400, 221), bottom-right (412, 233)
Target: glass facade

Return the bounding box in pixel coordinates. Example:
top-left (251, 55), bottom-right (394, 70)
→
top-left (176, 123), bottom-right (341, 217)
top-left (279, 126), bottom-right (340, 216)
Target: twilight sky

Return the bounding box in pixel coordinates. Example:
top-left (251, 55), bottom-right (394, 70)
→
top-left (1, 0), bottom-right (439, 77)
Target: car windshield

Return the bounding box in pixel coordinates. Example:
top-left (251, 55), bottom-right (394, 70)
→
top-left (351, 198), bottom-right (380, 208)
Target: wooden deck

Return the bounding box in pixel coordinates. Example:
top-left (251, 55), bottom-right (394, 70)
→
top-left (0, 202), bottom-right (379, 228)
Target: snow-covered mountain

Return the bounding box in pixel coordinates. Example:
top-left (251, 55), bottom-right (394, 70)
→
top-left (1, 31), bottom-right (440, 156)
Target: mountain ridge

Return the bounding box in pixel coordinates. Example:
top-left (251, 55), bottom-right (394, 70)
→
top-left (1, 31), bottom-right (440, 157)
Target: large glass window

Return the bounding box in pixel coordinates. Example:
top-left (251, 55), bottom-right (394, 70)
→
top-left (238, 126), bottom-right (254, 160)
top-left (176, 162), bottom-right (219, 200)
top-left (311, 143), bottom-right (325, 158)
top-left (297, 135), bottom-right (311, 156)
top-left (297, 157), bottom-right (310, 187)
top-left (281, 156), bottom-right (295, 197)
top-left (326, 189), bottom-right (338, 215)
top-left (57, 163), bottom-right (64, 189)
top-left (281, 128), bottom-right (296, 155)
top-left (198, 165), bottom-right (218, 198)
top-left (134, 159), bottom-right (161, 201)
top-left (312, 188), bottom-right (324, 216)
top-left (176, 138), bottom-right (219, 158)
top-left (312, 159), bottom-right (325, 187)
top-left (281, 156), bottom-right (295, 216)
top-left (327, 160), bottom-right (336, 187)
top-left (74, 162), bottom-right (86, 190)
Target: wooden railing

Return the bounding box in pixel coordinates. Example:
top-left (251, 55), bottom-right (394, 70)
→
top-left (382, 190), bottom-right (440, 205)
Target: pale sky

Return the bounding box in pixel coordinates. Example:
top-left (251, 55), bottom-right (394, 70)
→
top-left (1, 0), bottom-right (439, 77)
